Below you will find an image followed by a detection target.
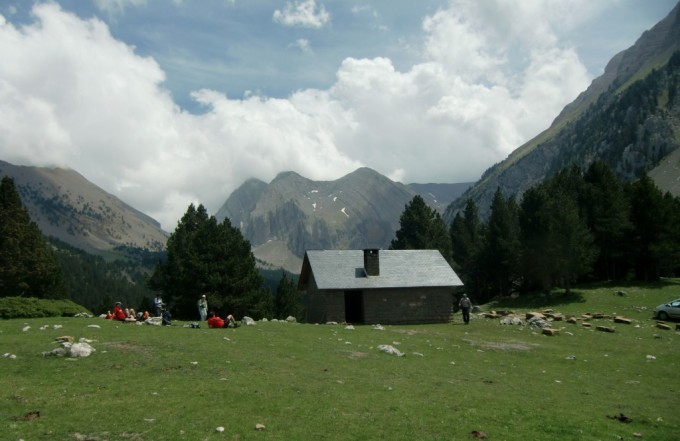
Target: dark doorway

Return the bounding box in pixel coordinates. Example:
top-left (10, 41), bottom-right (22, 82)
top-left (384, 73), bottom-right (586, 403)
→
top-left (344, 290), bottom-right (364, 324)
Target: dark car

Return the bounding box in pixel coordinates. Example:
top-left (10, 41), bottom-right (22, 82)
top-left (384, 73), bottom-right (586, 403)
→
top-left (654, 298), bottom-right (680, 321)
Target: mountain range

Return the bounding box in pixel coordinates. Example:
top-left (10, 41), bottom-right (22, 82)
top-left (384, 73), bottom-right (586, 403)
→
top-left (1, 4), bottom-right (679, 275)
top-left (215, 168), bottom-right (471, 271)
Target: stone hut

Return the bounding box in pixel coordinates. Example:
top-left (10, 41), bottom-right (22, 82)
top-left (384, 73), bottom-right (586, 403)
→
top-left (298, 249), bottom-right (463, 325)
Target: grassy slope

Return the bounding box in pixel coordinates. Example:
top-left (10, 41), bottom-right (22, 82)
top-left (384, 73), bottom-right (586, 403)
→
top-left (1, 281), bottom-right (679, 441)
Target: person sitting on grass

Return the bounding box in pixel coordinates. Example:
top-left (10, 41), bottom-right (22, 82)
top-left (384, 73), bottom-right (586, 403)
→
top-left (112, 302), bottom-right (135, 322)
top-left (112, 302), bottom-right (126, 321)
top-left (207, 311), bottom-right (238, 328)
top-left (162, 307), bottom-right (172, 326)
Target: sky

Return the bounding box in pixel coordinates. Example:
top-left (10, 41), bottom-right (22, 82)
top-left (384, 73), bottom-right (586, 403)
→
top-left (0, 0), bottom-right (677, 231)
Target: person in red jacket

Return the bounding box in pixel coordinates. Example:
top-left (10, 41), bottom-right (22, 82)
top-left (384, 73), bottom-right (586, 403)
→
top-left (207, 312), bottom-right (238, 328)
top-left (112, 302), bottom-right (127, 321)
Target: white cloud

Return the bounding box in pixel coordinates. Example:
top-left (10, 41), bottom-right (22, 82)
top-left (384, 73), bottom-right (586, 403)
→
top-left (291, 38), bottom-right (312, 53)
top-left (273, 0), bottom-right (330, 29)
top-left (0, 1), bottom-right (596, 230)
top-left (93, 0), bottom-right (148, 16)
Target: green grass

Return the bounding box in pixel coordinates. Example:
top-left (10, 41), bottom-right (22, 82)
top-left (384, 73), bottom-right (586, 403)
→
top-left (2, 281), bottom-right (679, 440)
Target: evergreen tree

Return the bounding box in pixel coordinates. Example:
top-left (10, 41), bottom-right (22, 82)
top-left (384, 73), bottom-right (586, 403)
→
top-left (582, 161), bottom-right (631, 280)
top-left (0, 177), bottom-right (66, 298)
top-left (274, 272), bottom-right (300, 320)
top-left (519, 170), bottom-right (595, 294)
top-left (626, 176), bottom-right (677, 280)
top-left (478, 188), bottom-right (521, 300)
top-left (450, 199), bottom-right (484, 295)
top-left (390, 195), bottom-right (452, 261)
top-left (148, 203), bottom-right (270, 319)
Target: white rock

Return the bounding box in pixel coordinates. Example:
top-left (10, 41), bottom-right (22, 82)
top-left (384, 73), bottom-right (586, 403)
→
top-left (378, 344), bottom-right (404, 357)
top-left (216, 426), bottom-right (225, 433)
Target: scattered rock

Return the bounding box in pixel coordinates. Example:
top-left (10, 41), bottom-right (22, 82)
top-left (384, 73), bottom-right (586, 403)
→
top-left (470, 430), bottom-right (487, 439)
top-left (596, 326), bottom-right (615, 333)
top-left (242, 316), bottom-right (256, 326)
top-left (527, 316), bottom-right (551, 329)
top-left (656, 323), bottom-right (671, 331)
top-left (372, 324), bottom-right (385, 331)
top-left (566, 317), bottom-right (578, 324)
top-left (582, 323), bottom-right (592, 328)
top-left (378, 345), bottom-right (404, 357)
top-left (500, 316), bottom-right (523, 325)
top-left (255, 423), bottom-right (266, 431)
top-left (613, 317), bottom-right (632, 324)
top-left (285, 316), bottom-right (296, 323)
top-left (646, 355), bottom-right (656, 360)
top-left (215, 426), bottom-right (225, 433)
top-left (55, 336), bottom-right (74, 344)
top-left (542, 328), bottom-right (560, 336)
top-left (526, 312), bottom-right (546, 320)
top-left (42, 340), bottom-right (95, 358)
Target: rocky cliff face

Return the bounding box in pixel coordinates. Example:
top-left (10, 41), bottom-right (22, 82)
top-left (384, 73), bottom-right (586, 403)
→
top-left (216, 168), bottom-right (471, 272)
top-left (0, 160), bottom-right (168, 253)
top-left (444, 3), bottom-right (680, 222)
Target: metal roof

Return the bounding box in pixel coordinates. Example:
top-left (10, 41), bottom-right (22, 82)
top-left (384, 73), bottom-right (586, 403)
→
top-left (301, 249), bottom-right (464, 290)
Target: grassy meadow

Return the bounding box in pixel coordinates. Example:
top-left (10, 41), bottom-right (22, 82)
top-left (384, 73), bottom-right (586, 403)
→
top-left (1, 280), bottom-right (679, 441)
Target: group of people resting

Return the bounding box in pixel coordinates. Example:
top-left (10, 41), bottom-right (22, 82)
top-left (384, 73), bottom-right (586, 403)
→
top-left (106, 302), bottom-right (170, 325)
top-left (106, 301), bottom-right (237, 329)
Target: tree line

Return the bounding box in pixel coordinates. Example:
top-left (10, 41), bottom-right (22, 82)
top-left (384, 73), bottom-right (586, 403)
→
top-left (447, 162), bottom-right (680, 303)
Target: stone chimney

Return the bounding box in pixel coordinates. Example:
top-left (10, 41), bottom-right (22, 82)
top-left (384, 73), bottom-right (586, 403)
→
top-left (363, 248), bottom-right (380, 276)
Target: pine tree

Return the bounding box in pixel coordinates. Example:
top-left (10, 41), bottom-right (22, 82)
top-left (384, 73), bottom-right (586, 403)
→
top-left (0, 176), bottom-right (66, 298)
top-left (478, 188), bottom-right (521, 300)
top-left (582, 161), bottom-right (630, 280)
top-left (450, 199), bottom-right (484, 294)
top-left (390, 195), bottom-right (452, 261)
top-left (148, 203), bottom-right (270, 319)
top-left (275, 272), bottom-right (300, 320)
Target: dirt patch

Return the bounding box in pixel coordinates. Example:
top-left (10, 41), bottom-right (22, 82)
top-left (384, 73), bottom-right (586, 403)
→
top-left (463, 339), bottom-right (535, 351)
top-left (100, 341), bottom-right (151, 355)
top-left (346, 351), bottom-right (369, 360)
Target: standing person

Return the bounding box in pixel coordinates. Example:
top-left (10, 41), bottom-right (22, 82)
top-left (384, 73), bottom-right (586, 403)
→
top-left (153, 293), bottom-right (163, 317)
top-left (197, 295), bottom-right (208, 321)
top-left (459, 293), bottom-right (472, 325)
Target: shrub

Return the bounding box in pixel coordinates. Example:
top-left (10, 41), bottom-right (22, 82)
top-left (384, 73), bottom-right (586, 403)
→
top-left (0, 296), bottom-right (91, 319)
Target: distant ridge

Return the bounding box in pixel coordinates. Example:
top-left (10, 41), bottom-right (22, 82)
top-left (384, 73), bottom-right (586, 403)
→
top-left (0, 160), bottom-right (168, 253)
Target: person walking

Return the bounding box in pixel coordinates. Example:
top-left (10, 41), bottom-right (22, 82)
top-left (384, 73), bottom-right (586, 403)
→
top-left (197, 295), bottom-right (208, 321)
top-left (459, 293), bottom-right (472, 324)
